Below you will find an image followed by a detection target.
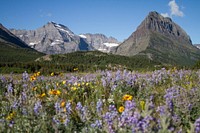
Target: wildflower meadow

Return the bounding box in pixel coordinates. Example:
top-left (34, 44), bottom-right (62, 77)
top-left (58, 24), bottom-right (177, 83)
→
top-left (0, 68), bottom-right (200, 132)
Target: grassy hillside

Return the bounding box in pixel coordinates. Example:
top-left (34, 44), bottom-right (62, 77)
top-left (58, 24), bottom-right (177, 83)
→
top-left (141, 32), bottom-right (200, 66)
top-left (0, 51), bottom-right (161, 74)
top-left (0, 41), bottom-right (44, 63)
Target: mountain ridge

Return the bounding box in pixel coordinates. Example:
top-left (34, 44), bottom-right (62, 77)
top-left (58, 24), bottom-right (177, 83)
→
top-left (10, 22), bottom-right (120, 54)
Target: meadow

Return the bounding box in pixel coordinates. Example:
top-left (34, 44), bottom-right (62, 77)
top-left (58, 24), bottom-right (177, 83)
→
top-left (0, 68), bottom-right (200, 133)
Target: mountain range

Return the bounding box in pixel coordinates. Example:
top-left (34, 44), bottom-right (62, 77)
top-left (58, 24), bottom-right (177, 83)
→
top-left (1, 11), bottom-right (200, 66)
top-left (10, 22), bottom-right (120, 54)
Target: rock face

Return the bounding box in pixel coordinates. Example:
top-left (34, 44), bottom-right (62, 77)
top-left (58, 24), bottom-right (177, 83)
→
top-left (79, 33), bottom-right (120, 53)
top-left (0, 23), bottom-right (30, 48)
top-left (10, 22), bottom-right (92, 54)
top-left (115, 11), bottom-right (200, 65)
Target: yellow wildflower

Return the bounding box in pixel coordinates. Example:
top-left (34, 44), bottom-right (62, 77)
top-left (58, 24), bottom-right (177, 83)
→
top-left (36, 72), bottom-right (40, 76)
top-left (56, 82), bottom-right (59, 87)
top-left (78, 83), bottom-right (81, 87)
top-left (118, 106), bottom-right (125, 113)
top-left (51, 72), bottom-right (54, 76)
top-left (86, 82), bottom-right (89, 86)
top-left (63, 108), bottom-right (67, 112)
top-left (122, 94), bottom-right (133, 101)
top-left (62, 80), bottom-right (66, 85)
top-left (30, 76), bottom-right (36, 81)
top-left (40, 93), bottom-right (46, 98)
top-left (32, 86), bottom-right (37, 91)
top-left (73, 68), bottom-right (78, 71)
top-left (140, 100), bottom-right (145, 110)
top-left (6, 112), bottom-right (16, 120)
top-left (61, 101), bottom-right (66, 108)
top-left (49, 90), bottom-right (61, 96)
top-left (71, 87), bottom-right (77, 91)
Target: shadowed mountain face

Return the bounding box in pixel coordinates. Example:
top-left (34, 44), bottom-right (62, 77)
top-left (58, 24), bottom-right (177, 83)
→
top-left (115, 11), bottom-right (200, 65)
top-left (10, 22), bottom-right (92, 54)
top-left (0, 23), bottom-right (30, 48)
top-left (0, 23), bottom-right (44, 63)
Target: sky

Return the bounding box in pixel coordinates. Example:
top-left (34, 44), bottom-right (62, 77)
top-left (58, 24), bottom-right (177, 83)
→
top-left (0, 0), bottom-right (199, 44)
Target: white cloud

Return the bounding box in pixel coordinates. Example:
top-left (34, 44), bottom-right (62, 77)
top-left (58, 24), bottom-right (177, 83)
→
top-left (161, 13), bottom-right (170, 18)
top-left (161, 0), bottom-right (184, 18)
top-left (168, 0), bottom-right (184, 17)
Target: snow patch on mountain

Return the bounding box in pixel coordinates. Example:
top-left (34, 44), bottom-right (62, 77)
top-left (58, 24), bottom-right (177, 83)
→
top-left (29, 41), bottom-right (40, 45)
top-left (103, 43), bottom-right (119, 47)
top-left (79, 34), bottom-right (87, 39)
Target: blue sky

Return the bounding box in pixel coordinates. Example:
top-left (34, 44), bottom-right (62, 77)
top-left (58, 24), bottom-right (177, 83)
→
top-left (0, 0), bottom-right (199, 44)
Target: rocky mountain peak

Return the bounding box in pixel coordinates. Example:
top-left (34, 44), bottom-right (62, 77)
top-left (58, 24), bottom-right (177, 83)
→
top-left (10, 22), bottom-right (91, 54)
top-left (115, 11), bottom-right (200, 65)
top-left (137, 11), bottom-right (192, 44)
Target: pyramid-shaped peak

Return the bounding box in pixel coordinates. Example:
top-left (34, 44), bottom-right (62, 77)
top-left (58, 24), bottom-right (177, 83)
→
top-left (146, 11), bottom-right (172, 22)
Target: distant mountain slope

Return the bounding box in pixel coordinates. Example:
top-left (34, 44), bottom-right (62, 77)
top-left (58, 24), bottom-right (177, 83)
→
top-left (10, 22), bottom-right (92, 54)
top-left (0, 23), bottom-right (44, 63)
top-left (0, 23), bottom-right (30, 48)
top-left (115, 11), bottom-right (200, 66)
top-left (79, 33), bottom-right (120, 53)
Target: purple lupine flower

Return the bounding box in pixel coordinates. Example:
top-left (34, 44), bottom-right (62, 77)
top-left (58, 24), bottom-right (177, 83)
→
top-left (156, 106), bottom-right (166, 116)
top-left (137, 120), bottom-right (147, 132)
top-left (164, 87), bottom-right (180, 111)
top-left (34, 101), bottom-right (42, 115)
top-left (76, 102), bottom-right (83, 110)
top-left (11, 101), bottom-right (18, 109)
top-left (9, 120), bottom-right (15, 127)
top-left (96, 99), bottom-right (103, 114)
top-left (135, 116), bottom-right (153, 132)
top-left (22, 84), bottom-right (28, 89)
top-left (22, 108), bottom-right (27, 115)
top-left (0, 76), bottom-right (6, 83)
top-left (129, 111), bottom-right (141, 127)
top-left (104, 111), bottom-right (116, 125)
top-left (104, 111), bottom-right (116, 133)
top-left (81, 106), bottom-right (88, 122)
top-left (21, 91), bottom-right (27, 101)
top-left (109, 104), bottom-right (116, 112)
top-left (7, 83), bottom-right (13, 94)
top-left (106, 71), bottom-right (112, 83)
top-left (188, 103), bottom-right (193, 110)
top-left (54, 102), bottom-right (61, 113)
top-left (115, 70), bottom-right (121, 81)
top-left (91, 120), bottom-right (102, 129)
top-left (125, 100), bottom-right (136, 111)
top-left (101, 78), bottom-right (106, 87)
top-left (194, 117), bottom-right (200, 133)
top-left (111, 84), bottom-right (117, 91)
top-left (22, 71), bottom-right (29, 81)
top-left (172, 114), bottom-right (181, 124)
top-left (177, 128), bottom-right (182, 133)
top-left (53, 117), bottom-right (60, 125)
top-left (63, 116), bottom-right (70, 126)
top-left (65, 102), bottom-right (71, 114)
